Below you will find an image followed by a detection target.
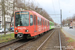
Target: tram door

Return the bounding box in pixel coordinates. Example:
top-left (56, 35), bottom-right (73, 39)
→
top-left (34, 15), bottom-right (37, 32)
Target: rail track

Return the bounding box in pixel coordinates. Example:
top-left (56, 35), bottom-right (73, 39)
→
top-left (0, 38), bottom-right (32, 50)
top-left (0, 39), bottom-right (21, 48)
top-left (36, 28), bottom-right (63, 50)
top-left (37, 30), bottom-right (55, 50)
top-left (15, 29), bottom-right (55, 50)
top-left (0, 29), bottom-right (53, 50)
top-left (59, 31), bottom-right (62, 50)
top-left (14, 30), bottom-right (53, 50)
top-left (0, 28), bottom-right (65, 50)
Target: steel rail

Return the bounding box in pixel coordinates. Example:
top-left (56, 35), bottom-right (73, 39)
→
top-left (0, 39), bottom-right (21, 49)
top-left (37, 30), bottom-right (55, 50)
top-left (59, 31), bottom-right (62, 50)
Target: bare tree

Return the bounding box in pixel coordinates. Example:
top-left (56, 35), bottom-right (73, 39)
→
top-left (1, 0), bottom-right (6, 35)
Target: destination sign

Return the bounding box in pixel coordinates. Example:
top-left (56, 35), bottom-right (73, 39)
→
top-left (17, 13), bottom-right (28, 14)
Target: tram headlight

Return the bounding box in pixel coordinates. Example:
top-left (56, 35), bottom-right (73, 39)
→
top-left (25, 30), bottom-right (29, 32)
top-left (16, 30), bottom-right (18, 32)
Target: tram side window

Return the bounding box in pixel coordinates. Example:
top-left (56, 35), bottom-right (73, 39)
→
top-left (38, 17), bottom-right (39, 25)
top-left (38, 17), bottom-right (41, 25)
top-left (45, 21), bottom-right (46, 26)
top-left (34, 16), bottom-right (36, 25)
top-left (42, 19), bottom-right (43, 25)
top-left (51, 23), bottom-right (52, 26)
top-left (44, 20), bottom-right (45, 26)
top-left (46, 21), bottom-right (47, 25)
top-left (48, 22), bottom-right (49, 26)
top-left (30, 15), bottom-right (33, 26)
top-left (47, 22), bottom-right (48, 26)
top-left (44, 21), bottom-right (45, 26)
top-left (43, 20), bottom-right (44, 26)
top-left (40, 18), bottom-right (41, 25)
top-left (41, 19), bottom-right (42, 25)
top-left (49, 22), bottom-right (50, 26)
top-left (45, 21), bottom-right (47, 26)
top-left (46, 21), bottom-right (47, 26)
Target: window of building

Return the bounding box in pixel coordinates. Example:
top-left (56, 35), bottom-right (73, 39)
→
top-left (0, 17), bottom-right (1, 21)
top-left (0, 23), bottom-right (1, 28)
top-left (7, 18), bottom-right (11, 22)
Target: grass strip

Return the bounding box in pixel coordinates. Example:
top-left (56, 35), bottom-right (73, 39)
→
top-left (0, 33), bottom-right (15, 43)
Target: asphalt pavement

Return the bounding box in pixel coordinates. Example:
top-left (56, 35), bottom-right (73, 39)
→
top-left (63, 27), bottom-right (75, 36)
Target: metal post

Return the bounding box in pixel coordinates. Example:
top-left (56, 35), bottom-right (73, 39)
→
top-left (60, 9), bottom-right (62, 28)
top-left (24, 0), bottom-right (25, 10)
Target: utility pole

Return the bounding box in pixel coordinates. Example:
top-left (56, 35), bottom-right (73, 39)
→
top-left (60, 9), bottom-right (62, 28)
top-left (1, 0), bottom-right (6, 35)
top-left (49, 9), bottom-right (62, 28)
top-left (24, 0), bottom-right (25, 10)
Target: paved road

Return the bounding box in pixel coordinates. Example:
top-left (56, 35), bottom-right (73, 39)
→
top-left (63, 27), bottom-right (75, 36)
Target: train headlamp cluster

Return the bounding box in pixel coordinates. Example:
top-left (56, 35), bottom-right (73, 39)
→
top-left (16, 30), bottom-right (18, 32)
top-left (15, 30), bottom-right (28, 32)
top-left (25, 30), bottom-right (29, 32)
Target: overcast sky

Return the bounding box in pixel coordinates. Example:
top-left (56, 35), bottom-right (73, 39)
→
top-left (26, 0), bottom-right (75, 24)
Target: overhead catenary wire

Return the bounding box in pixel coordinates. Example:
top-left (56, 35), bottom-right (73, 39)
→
top-left (58, 0), bottom-right (60, 9)
top-left (50, 0), bottom-right (62, 24)
top-left (52, 0), bottom-right (56, 15)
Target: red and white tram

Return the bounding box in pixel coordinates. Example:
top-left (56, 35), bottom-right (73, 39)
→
top-left (14, 10), bottom-right (50, 39)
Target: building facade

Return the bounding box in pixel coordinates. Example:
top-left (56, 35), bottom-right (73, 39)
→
top-left (0, 15), bottom-right (11, 29)
top-left (0, 0), bottom-right (25, 29)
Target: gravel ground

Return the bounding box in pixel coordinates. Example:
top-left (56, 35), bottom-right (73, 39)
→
top-left (16, 29), bottom-right (55, 50)
top-left (60, 29), bottom-right (67, 50)
top-left (39, 28), bottom-right (67, 50)
top-left (0, 39), bottom-right (29, 50)
top-left (0, 28), bottom-right (67, 50)
top-left (39, 29), bottom-right (59, 50)
top-left (0, 29), bottom-right (54, 50)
